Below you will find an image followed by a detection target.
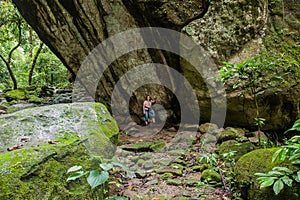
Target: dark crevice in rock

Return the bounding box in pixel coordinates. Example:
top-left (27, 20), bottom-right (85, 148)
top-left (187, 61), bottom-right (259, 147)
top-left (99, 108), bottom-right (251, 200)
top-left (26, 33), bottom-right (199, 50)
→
top-left (20, 152), bottom-right (58, 181)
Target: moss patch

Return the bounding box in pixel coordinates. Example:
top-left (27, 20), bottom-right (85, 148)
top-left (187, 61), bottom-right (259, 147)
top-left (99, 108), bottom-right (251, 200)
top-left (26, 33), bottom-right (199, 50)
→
top-left (235, 148), bottom-right (300, 200)
top-left (216, 140), bottom-right (256, 161)
top-left (5, 89), bottom-right (27, 102)
top-left (217, 127), bottom-right (245, 143)
top-left (0, 141), bottom-right (105, 199)
top-left (201, 169), bottom-right (221, 182)
top-left (28, 95), bottom-right (43, 103)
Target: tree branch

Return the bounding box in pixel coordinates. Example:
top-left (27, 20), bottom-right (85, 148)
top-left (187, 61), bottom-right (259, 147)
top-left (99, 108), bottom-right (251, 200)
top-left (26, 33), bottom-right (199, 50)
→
top-left (29, 42), bottom-right (44, 85)
top-left (6, 18), bottom-right (22, 89)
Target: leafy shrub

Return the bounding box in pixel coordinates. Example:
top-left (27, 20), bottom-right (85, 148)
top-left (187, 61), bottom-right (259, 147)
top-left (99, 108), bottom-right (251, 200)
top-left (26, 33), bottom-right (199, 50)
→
top-left (255, 119), bottom-right (300, 195)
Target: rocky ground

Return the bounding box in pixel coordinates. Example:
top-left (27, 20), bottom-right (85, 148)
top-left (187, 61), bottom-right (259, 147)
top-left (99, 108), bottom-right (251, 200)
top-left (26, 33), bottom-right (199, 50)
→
top-left (106, 122), bottom-right (260, 200)
top-left (0, 88), bottom-right (265, 200)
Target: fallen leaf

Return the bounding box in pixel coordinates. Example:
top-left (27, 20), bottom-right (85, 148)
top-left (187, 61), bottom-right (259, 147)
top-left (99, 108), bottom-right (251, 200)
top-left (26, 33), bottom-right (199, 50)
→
top-left (129, 185), bottom-right (134, 191)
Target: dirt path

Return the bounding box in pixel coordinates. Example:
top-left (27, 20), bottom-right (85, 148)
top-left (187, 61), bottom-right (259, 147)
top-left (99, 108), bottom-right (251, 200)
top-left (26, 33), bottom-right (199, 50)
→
top-left (108, 125), bottom-right (233, 200)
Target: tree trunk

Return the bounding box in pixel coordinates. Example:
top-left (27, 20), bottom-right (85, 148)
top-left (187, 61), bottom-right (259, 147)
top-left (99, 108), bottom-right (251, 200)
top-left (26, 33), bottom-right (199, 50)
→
top-left (0, 19), bottom-right (22, 89)
top-left (29, 42), bottom-right (44, 86)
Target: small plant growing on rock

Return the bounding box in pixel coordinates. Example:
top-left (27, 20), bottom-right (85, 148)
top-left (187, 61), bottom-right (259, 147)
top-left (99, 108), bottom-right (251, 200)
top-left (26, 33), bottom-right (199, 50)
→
top-left (255, 119), bottom-right (300, 195)
top-left (67, 157), bottom-right (128, 198)
top-left (218, 54), bottom-right (289, 145)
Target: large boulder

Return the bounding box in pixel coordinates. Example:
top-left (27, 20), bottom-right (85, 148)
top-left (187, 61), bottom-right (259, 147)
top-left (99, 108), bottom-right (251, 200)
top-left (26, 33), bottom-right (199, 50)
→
top-left (12, 0), bottom-right (300, 129)
top-left (183, 0), bottom-right (300, 130)
top-left (0, 103), bottom-right (119, 199)
top-left (235, 148), bottom-right (300, 200)
top-left (0, 102), bottom-right (119, 154)
top-left (0, 141), bottom-right (105, 199)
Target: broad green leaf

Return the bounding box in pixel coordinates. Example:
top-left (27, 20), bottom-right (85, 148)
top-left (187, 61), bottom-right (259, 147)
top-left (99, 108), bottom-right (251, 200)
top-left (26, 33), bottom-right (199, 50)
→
top-left (260, 177), bottom-right (276, 188)
top-left (291, 159), bottom-right (300, 165)
top-left (268, 171), bottom-right (284, 176)
top-left (272, 167), bottom-right (293, 174)
top-left (257, 177), bottom-right (271, 182)
top-left (281, 176), bottom-right (293, 187)
top-left (100, 163), bottom-right (114, 171)
top-left (67, 165), bottom-right (82, 173)
top-left (284, 119), bottom-right (300, 134)
top-left (289, 135), bottom-right (300, 143)
top-left (255, 172), bottom-right (270, 177)
top-left (272, 149), bottom-right (283, 163)
top-left (295, 171), bottom-right (300, 182)
top-left (87, 170), bottom-right (109, 189)
top-left (111, 161), bottom-right (129, 171)
top-left (67, 171), bottom-right (86, 181)
top-left (289, 153), bottom-right (300, 161)
top-left (273, 179), bottom-right (284, 195)
top-left (257, 176), bottom-right (277, 182)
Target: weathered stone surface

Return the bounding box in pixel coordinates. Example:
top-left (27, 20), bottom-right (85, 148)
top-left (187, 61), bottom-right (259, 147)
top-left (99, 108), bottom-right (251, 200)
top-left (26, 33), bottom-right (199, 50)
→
top-left (166, 178), bottom-right (182, 186)
top-left (0, 103), bottom-right (119, 156)
top-left (13, 0), bottom-right (300, 130)
top-left (235, 148), bottom-right (300, 200)
top-left (6, 103), bottom-right (36, 113)
top-left (156, 167), bottom-right (183, 176)
top-left (0, 103), bottom-right (119, 199)
top-left (217, 127), bottom-right (245, 143)
top-left (183, 179), bottom-right (199, 187)
top-left (199, 123), bottom-right (219, 133)
top-left (182, 0), bottom-right (300, 130)
top-left (217, 140), bottom-right (256, 161)
top-left (201, 133), bottom-right (217, 144)
top-left (0, 141), bottom-right (106, 199)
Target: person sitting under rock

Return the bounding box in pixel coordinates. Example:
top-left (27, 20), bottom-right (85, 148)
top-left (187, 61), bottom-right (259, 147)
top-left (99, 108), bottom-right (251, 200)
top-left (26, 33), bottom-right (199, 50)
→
top-left (143, 95), bottom-right (157, 125)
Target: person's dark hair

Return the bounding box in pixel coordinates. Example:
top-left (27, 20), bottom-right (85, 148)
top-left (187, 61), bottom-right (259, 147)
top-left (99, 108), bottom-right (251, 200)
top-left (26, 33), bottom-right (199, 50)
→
top-left (145, 95), bottom-right (151, 100)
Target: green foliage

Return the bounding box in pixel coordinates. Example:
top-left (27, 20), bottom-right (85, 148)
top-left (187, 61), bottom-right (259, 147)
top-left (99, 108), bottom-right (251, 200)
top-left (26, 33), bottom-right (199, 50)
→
top-left (219, 51), bottom-right (295, 94)
top-left (67, 158), bottom-right (128, 194)
top-left (255, 167), bottom-right (295, 195)
top-left (198, 150), bottom-right (237, 186)
top-left (0, 0), bottom-right (68, 90)
top-left (255, 120), bottom-right (300, 195)
top-left (285, 119), bottom-right (300, 134)
top-left (254, 117), bottom-right (266, 128)
top-left (199, 152), bottom-right (218, 166)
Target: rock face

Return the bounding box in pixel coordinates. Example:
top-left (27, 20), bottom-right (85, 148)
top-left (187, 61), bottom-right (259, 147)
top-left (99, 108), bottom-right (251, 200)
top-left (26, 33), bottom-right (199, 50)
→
top-left (0, 102), bottom-right (119, 155)
top-left (12, 0), bottom-right (300, 129)
top-left (0, 141), bottom-right (105, 199)
top-left (0, 102), bottom-right (119, 199)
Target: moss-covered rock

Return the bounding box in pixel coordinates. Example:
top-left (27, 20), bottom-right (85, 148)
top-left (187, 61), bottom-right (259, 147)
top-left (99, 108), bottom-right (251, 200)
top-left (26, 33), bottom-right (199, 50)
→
top-left (0, 140), bottom-right (105, 199)
top-left (0, 102), bottom-right (119, 155)
top-left (201, 169), bottom-right (221, 182)
top-left (0, 102), bottom-right (119, 199)
top-left (28, 95), bottom-right (43, 104)
top-left (201, 133), bottom-right (217, 144)
top-left (217, 127), bottom-right (245, 143)
top-left (166, 178), bottom-right (182, 186)
top-left (235, 148), bottom-right (300, 200)
top-left (198, 123), bottom-right (219, 134)
top-left (193, 164), bottom-right (210, 172)
top-left (5, 89), bottom-right (27, 102)
top-left (217, 140), bottom-right (256, 160)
